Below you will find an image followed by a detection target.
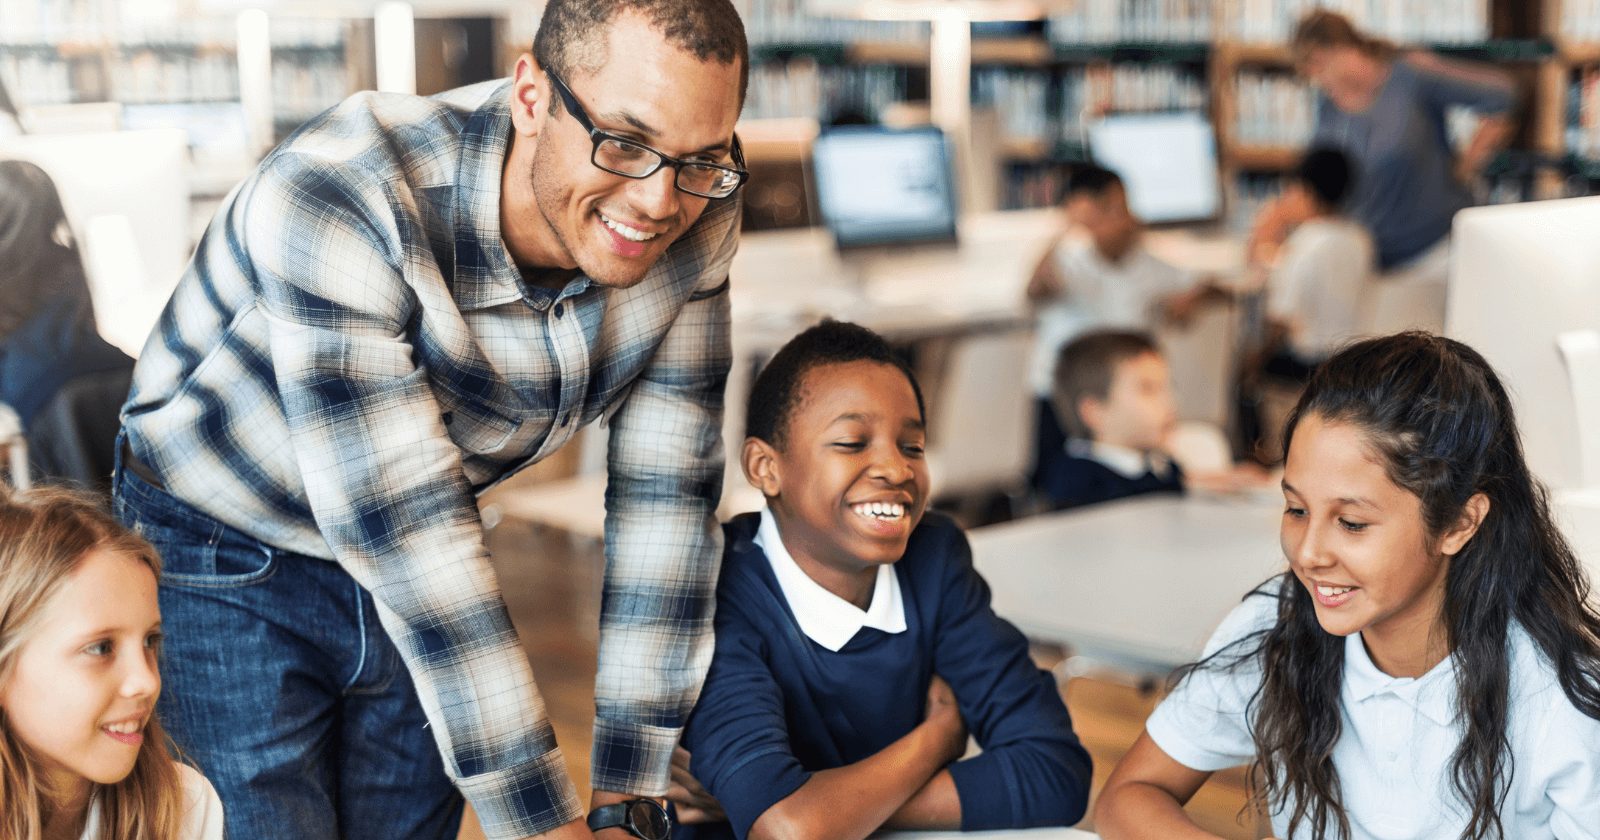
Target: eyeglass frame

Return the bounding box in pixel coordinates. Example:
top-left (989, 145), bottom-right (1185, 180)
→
top-left (544, 69), bottom-right (749, 200)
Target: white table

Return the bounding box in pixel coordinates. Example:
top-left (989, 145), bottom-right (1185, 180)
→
top-left (969, 494), bottom-right (1287, 674)
top-left (876, 830), bottom-right (1098, 840)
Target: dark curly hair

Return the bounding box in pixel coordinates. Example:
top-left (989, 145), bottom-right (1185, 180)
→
top-left (745, 320), bottom-right (925, 451)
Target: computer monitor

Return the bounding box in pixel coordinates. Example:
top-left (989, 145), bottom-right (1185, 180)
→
top-left (809, 124), bottom-right (959, 249)
top-left (1449, 197), bottom-right (1600, 491)
top-left (1087, 111), bottom-right (1221, 225)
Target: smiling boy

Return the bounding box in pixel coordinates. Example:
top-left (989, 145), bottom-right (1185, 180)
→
top-left (675, 321), bottom-right (1091, 840)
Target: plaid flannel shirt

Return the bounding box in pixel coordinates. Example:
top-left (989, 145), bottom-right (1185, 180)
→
top-left (122, 79), bottom-right (738, 838)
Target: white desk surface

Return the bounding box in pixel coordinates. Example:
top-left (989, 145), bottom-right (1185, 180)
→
top-left (969, 493), bottom-right (1287, 673)
top-left (876, 830), bottom-right (1098, 840)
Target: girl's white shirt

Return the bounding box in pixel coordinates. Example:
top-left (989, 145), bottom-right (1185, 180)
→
top-left (1146, 590), bottom-right (1600, 840)
top-left (79, 763), bottom-right (224, 840)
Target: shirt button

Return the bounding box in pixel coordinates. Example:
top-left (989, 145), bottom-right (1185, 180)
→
top-left (558, 412), bottom-right (571, 427)
top-left (553, 303), bottom-right (564, 318)
top-left (441, 411), bottom-right (454, 426)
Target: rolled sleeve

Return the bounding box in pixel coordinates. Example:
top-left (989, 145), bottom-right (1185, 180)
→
top-left (594, 206), bottom-right (741, 794)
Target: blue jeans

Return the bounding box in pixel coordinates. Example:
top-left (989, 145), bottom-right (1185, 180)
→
top-left (113, 448), bottom-right (464, 839)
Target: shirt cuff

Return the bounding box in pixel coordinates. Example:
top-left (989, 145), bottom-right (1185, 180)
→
top-left (456, 748), bottom-right (583, 840)
top-left (710, 751), bottom-right (810, 840)
top-left (948, 753), bottom-right (1016, 831)
top-left (590, 718), bottom-right (681, 797)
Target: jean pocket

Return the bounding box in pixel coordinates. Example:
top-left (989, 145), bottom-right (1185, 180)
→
top-left (125, 484), bottom-right (278, 588)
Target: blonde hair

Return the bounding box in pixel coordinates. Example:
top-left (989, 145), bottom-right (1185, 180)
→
top-left (0, 487), bottom-right (185, 840)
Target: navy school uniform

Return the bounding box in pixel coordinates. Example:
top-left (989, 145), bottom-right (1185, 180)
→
top-left (677, 510), bottom-right (1092, 840)
top-left (1037, 439), bottom-right (1184, 511)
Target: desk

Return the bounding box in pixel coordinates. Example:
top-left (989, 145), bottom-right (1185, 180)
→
top-left (876, 829), bottom-right (1098, 839)
top-left (968, 494), bottom-right (1286, 674)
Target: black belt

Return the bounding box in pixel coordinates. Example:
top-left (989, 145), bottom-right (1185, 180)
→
top-left (121, 441), bottom-right (165, 490)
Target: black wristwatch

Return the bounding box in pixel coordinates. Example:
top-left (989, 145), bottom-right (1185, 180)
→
top-left (586, 798), bottom-right (671, 840)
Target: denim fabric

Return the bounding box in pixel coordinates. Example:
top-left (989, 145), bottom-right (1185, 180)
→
top-left (113, 448), bottom-right (463, 840)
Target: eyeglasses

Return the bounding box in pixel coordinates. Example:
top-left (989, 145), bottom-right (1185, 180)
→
top-left (546, 70), bottom-right (748, 200)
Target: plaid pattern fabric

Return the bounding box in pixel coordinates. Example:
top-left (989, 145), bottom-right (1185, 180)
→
top-left (123, 80), bottom-right (739, 838)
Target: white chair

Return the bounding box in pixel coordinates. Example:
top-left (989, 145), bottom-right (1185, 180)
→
top-left (926, 326), bottom-right (1034, 503)
top-left (1557, 329), bottom-right (1600, 489)
top-left (1167, 420), bottom-right (1231, 476)
top-left (1155, 298), bottom-right (1237, 430)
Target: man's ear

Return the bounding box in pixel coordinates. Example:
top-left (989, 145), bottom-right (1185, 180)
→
top-left (508, 53), bottom-right (551, 139)
top-left (1438, 492), bottom-right (1490, 557)
top-left (742, 437), bottom-right (782, 499)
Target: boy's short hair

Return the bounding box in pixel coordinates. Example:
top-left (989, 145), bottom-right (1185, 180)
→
top-left (1063, 164), bottom-right (1123, 202)
top-left (1294, 146), bottom-right (1355, 210)
top-left (746, 320), bottom-right (926, 450)
top-left (1051, 330), bottom-right (1161, 439)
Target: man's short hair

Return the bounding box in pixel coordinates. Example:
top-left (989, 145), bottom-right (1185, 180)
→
top-left (746, 320), bottom-right (926, 451)
top-left (533, 0), bottom-right (749, 107)
top-left (1294, 146), bottom-right (1355, 210)
top-left (1062, 164), bottom-right (1123, 203)
top-left (1051, 330), bottom-right (1161, 439)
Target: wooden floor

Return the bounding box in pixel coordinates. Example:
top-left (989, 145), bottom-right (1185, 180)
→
top-left (459, 516), bottom-right (1261, 839)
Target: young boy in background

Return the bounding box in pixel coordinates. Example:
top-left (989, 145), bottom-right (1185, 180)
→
top-left (672, 320), bottom-right (1092, 840)
top-left (1258, 146), bottom-right (1374, 381)
top-left (1037, 330), bottom-right (1184, 511)
top-left (1025, 164), bottom-right (1217, 488)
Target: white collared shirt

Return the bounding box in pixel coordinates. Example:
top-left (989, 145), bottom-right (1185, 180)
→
top-left (754, 507), bottom-right (907, 652)
top-left (1066, 438), bottom-right (1175, 481)
top-left (1146, 592), bottom-right (1600, 839)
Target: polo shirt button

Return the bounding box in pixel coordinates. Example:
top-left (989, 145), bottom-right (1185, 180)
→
top-left (442, 411), bottom-right (454, 426)
top-left (553, 303), bottom-right (565, 318)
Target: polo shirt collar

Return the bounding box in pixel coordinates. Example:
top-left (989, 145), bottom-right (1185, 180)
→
top-left (1067, 438), bottom-right (1175, 481)
top-left (754, 507), bottom-right (906, 652)
top-left (1344, 630), bottom-right (1458, 727)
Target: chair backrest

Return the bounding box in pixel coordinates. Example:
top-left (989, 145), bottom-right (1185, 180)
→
top-left (1558, 329), bottom-right (1600, 488)
top-left (927, 326), bottom-right (1034, 499)
top-left (1167, 420), bottom-right (1231, 476)
top-left (1156, 299), bottom-right (1236, 429)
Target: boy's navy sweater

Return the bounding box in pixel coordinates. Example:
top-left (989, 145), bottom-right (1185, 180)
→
top-left (1037, 449), bottom-right (1184, 511)
top-left (678, 511), bottom-right (1091, 840)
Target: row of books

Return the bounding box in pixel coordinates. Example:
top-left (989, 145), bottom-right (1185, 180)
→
top-left (743, 59), bottom-right (908, 123)
top-left (732, 0), bottom-right (927, 46)
top-left (1222, 0), bottom-right (1490, 45)
top-left (1232, 70), bottom-right (1314, 147)
top-left (110, 48), bottom-right (238, 105)
top-left (0, 0), bottom-right (106, 41)
top-left (1568, 67), bottom-right (1600, 162)
top-left (274, 50), bottom-right (353, 126)
top-left (0, 49), bottom-right (95, 105)
top-left (1046, 0), bottom-right (1214, 45)
top-left (973, 70), bottom-right (1051, 145)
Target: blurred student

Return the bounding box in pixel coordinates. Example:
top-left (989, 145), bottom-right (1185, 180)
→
top-left (1095, 333), bottom-right (1600, 840)
top-left (0, 161), bottom-right (133, 487)
top-left (0, 487), bottom-right (224, 839)
top-left (672, 320), bottom-right (1092, 840)
top-left (1240, 148), bottom-right (1375, 457)
top-left (1025, 165), bottom-right (1216, 484)
top-left (1038, 330), bottom-right (1183, 511)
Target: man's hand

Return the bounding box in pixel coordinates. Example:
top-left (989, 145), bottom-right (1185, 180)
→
top-left (923, 675), bottom-right (968, 766)
top-left (666, 746), bottom-right (727, 824)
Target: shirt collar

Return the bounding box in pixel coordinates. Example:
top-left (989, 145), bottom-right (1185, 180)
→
top-left (1343, 631), bottom-right (1458, 727)
top-left (451, 80), bottom-right (532, 312)
top-left (754, 507), bottom-right (906, 652)
top-left (1066, 438), bottom-right (1174, 481)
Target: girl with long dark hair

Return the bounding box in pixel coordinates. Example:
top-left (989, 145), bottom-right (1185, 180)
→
top-left (1096, 332), bottom-right (1600, 839)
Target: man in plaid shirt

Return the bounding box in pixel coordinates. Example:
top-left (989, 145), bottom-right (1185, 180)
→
top-left (113, 2), bottom-right (748, 838)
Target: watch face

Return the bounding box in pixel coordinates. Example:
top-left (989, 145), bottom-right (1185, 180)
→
top-left (628, 800), bottom-right (670, 840)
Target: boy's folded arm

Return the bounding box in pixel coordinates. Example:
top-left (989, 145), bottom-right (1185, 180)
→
top-left (747, 713), bottom-right (964, 840)
top-left (882, 768), bottom-right (961, 829)
top-left (931, 526), bottom-right (1095, 830)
